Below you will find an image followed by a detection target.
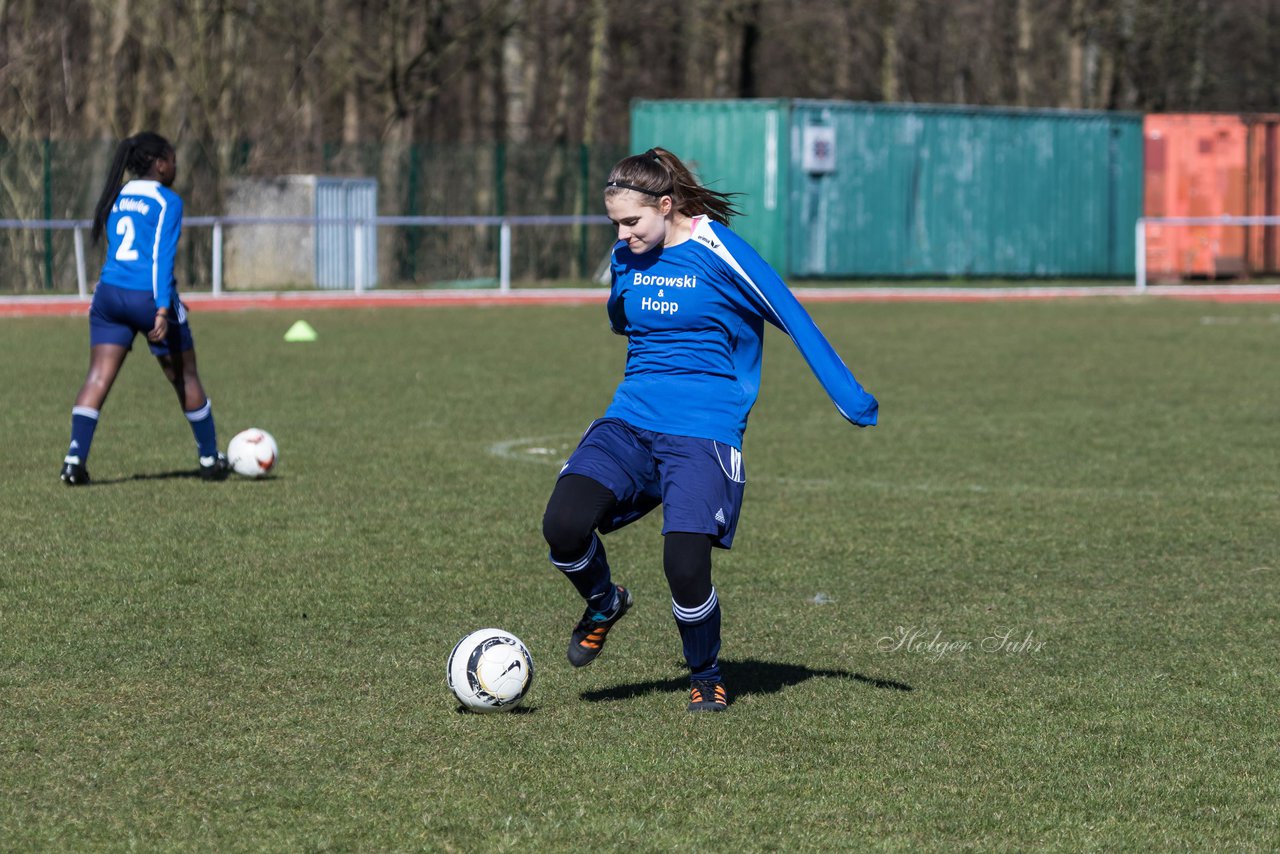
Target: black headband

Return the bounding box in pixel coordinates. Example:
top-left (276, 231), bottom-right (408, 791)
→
top-left (604, 180), bottom-right (672, 197)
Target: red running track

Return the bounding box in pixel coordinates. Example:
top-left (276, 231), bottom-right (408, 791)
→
top-left (3, 285), bottom-right (1280, 318)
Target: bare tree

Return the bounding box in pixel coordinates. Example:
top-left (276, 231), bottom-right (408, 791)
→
top-left (582, 0), bottom-right (608, 146)
top-left (880, 0), bottom-right (904, 102)
top-left (1014, 0), bottom-right (1035, 106)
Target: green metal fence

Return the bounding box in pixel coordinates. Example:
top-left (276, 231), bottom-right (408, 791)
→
top-left (1, 110), bottom-right (1150, 293)
top-left (0, 141), bottom-right (628, 295)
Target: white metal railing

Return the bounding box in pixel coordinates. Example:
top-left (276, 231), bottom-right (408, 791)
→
top-left (0, 215), bottom-right (610, 297)
top-left (1135, 216), bottom-right (1280, 292)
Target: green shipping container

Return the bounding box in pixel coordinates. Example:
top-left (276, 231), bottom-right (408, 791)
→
top-left (630, 99), bottom-right (1144, 278)
top-left (631, 99), bottom-right (791, 271)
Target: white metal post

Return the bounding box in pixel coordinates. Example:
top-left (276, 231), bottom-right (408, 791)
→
top-left (499, 220), bottom-right (512, 293)
top-left (212, 220), bottom-right (223, 296)
top-left (353, 222), bottom-right (365, 293)
top-left (73, 226), bottom-right (87, 298)
top-left (1134, 218), bottom-right (1146, 293)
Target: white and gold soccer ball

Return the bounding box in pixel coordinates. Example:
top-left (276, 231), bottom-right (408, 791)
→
top-left (447, 628), bottom-right (534, 713)
top-left (227, 428), bottom-right (279, 478)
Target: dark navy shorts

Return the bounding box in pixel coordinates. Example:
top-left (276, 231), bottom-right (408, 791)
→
top-left (89, 282), bottom-right (194, 356)
top-left (559, 417), bottom-right (747, 548)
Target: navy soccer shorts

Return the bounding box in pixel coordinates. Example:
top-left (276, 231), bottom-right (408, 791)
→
top-left (89, 282), bottom-right (194, 356)
top-left (558, 417), bottom-right (747, 548)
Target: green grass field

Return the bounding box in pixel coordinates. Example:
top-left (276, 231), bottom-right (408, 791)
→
top-left (1, 298), bottom-right (1277, 851)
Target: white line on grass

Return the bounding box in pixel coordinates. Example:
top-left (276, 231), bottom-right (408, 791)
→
top-left (1198, 314), bottom-right (1280, 325)
top-left (488, 435), bottom-right (579, 465)
top-left (487, 437), bottom-right (1271, 502)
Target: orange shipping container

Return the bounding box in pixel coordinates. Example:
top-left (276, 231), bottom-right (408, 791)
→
top-left (1244, 114), bottom-right (1280, 272)
top-left (1144, 113), bottom-right (1280, 281)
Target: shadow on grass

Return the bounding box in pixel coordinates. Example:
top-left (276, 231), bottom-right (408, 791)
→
top-left (580, 659), bottom-right (913, 704)
top-left (453, 704), bottom-right (536, 715)
top-left (89, 468), bottom-right (204, 484)
top-left (88, 469), bottom-right (277, 485)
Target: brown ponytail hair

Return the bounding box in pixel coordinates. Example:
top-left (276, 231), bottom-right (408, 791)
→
top-left (91, 132), bottom-right (173, 244)
top-left (604, 147), bottom-right (742, 225)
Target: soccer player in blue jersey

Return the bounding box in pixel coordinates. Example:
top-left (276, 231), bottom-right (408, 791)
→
top-left (59, 132), bottom-right (228, 485)
top-left (542, 148), bottom-right (878, 711)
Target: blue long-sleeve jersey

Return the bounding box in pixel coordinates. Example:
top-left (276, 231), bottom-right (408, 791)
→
top-left (605, 216), bottom-right (878, 448)
top-left (98, 179), bottom-right (183, 311)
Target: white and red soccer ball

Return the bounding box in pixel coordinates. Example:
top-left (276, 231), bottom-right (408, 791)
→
top-left (227, 428), bottom-right (278, 478)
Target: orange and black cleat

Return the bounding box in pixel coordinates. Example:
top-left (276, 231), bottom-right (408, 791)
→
top-left (566, 585), bottom-right (633, 668)
top-left (687, 680), bottom-right (729, 712)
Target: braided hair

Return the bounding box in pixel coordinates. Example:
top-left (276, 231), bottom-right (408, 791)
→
top-left (604, 147), bottom-right (741, 225)
top-left (91, 132), bottom-right (173, 244)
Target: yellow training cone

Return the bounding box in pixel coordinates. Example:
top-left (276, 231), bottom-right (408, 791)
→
top-left (284, 320), bottom-right (317, 342)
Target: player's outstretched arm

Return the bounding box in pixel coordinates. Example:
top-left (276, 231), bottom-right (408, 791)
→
top-left (698, 221), bottom-right (878, 427)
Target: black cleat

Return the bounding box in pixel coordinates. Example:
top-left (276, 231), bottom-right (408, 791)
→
top-left (566, 585), bottom-right (633, 668)
top-left (687, 680), bottom-right (729, 712)
top-left (60, 458), bottom-right (90, 486)
top-left (199, 453), bottom-right (230, 481)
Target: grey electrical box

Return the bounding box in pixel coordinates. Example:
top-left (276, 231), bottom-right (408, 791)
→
top-left (223, 175), bottom-right (377, 290)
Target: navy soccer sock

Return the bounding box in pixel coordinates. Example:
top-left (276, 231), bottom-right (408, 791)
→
top-left (66, 406), bottom-right (100, 464)
top-left (549, 533), bottom-right (617, 614)
top-left (184, 398), bottom-right (219, 459)
top-left (673, 588), bottom-right (722, 683)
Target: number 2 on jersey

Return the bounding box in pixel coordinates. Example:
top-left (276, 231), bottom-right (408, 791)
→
top-left (115, 216), bottom-right (140, 261)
